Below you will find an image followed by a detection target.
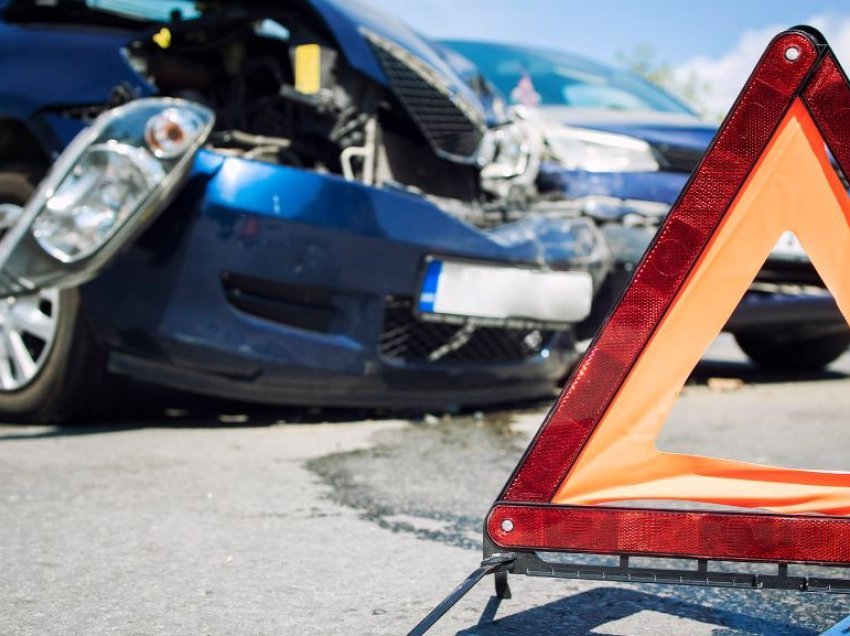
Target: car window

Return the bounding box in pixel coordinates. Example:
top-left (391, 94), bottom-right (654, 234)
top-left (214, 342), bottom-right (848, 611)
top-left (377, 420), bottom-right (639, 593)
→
top-left (443, 40), bottom-right (694, 115)
top-left (86, 0), bottom-right (199, 21)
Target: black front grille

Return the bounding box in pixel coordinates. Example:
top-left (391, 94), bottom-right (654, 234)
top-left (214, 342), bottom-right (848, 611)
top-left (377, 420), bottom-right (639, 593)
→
top-left (653, 144), bottom-right (705, 173)
top-left (379, 297), bottom-right (556, 364)
top-left (222, 272), bottom-right (337, 332)
top-left (367, 37), bottom-right (484, 161)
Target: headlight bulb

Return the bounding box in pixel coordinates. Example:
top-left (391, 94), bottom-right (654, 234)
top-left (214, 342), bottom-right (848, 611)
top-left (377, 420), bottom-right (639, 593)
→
top-left (144, 107), bottom-right (204, 158)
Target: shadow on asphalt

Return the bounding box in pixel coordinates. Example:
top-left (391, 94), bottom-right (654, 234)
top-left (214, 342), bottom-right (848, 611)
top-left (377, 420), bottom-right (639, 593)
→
top-left (457, 587), bottom-right (816, 635)
top-left (0, 379), bottom-right (555, 440)
top-left (1, 348), bottom-right (846, 439)
top-left (689, 357), bottom-right (848, 386)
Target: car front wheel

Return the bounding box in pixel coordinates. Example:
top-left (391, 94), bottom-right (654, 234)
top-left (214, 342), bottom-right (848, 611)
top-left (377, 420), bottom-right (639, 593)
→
top-left (734, 326), bottom-right (850, 371)
top-left (0, 166), bottom-right (108, 422)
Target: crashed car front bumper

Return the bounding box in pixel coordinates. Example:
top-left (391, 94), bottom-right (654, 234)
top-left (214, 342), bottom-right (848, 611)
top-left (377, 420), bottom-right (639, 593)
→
top-left (537, 163), bottom-right (687, 222)
top-left (78, 150), bottom-right (607, 408)
top-left (540, 165), bottom-right (849, 340)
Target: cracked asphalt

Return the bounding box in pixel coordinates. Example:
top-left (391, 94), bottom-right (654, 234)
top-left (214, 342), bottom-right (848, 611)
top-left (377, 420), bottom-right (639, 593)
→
top-left (1, 334), bottom-right (850, 635)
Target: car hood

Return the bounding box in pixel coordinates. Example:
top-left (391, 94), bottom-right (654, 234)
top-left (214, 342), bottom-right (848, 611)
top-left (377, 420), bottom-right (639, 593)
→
top-left (537, 106), bottom-right (717, 152)
top-left (273, 0), bottom-right (487, 112)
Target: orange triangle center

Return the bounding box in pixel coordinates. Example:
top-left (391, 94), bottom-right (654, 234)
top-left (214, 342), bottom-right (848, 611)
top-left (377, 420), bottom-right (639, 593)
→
top-left (552, 99), bottom-right (850, 515)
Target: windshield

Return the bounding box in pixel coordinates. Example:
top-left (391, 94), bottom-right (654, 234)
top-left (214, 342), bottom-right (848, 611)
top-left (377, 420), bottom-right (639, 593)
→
top-left (442, 40), bottom-right (694, 115)
top-left (3, 0), bottom-right (200, 22)
top-left (86, 0), bottom-right (198, 21)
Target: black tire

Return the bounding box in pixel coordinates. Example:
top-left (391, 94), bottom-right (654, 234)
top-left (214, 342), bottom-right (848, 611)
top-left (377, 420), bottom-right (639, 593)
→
top-left (734, 327), bottom-right (850, 371)
top-left (0, 166), bottom-right (109, 422)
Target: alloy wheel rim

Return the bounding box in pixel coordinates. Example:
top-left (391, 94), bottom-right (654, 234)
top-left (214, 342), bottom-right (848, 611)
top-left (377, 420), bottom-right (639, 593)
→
top-left (0, 203), bottom-right (60, 391)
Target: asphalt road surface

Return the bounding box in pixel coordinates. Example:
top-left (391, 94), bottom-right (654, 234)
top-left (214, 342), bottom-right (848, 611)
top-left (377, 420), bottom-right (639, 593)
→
top-left (1, 334), bottom-right (850, 635)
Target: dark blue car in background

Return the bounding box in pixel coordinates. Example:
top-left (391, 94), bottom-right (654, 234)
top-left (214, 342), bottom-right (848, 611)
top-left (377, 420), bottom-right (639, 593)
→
top-left (444, 40), bottom-right (850, 369)
top-left (0, 0), bottom-right (612, 421)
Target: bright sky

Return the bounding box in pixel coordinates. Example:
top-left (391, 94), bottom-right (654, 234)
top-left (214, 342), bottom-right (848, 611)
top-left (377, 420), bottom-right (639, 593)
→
top-left (362, 0), bottom-right (850, 115)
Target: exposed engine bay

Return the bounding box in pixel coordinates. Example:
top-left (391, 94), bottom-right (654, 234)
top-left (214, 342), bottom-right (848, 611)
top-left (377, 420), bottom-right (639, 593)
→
top-left (127, 12), bottom-right (385, 178)
top-left (115, 4), bottom-right (611, 293)
top-left (4, 0), bottom-right (577, 228)
top-left (66, 3), bottom-right (566, 233)
top-left (111, 5), bottom-right (524, 219)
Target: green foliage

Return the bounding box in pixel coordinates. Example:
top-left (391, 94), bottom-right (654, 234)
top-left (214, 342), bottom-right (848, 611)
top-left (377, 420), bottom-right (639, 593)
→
top-left (617, 43), bottom-right (716, 119)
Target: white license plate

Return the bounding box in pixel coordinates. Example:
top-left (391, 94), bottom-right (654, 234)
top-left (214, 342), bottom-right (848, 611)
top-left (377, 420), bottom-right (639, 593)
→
top-left (771, 231), bottom-right (808, 261)
top-left (417, 258), bottom-right (593, 325)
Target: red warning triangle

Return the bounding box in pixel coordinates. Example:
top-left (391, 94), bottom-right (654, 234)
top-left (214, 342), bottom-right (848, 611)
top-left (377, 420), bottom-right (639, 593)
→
top-left (487, 27), bottom-right (850, 564)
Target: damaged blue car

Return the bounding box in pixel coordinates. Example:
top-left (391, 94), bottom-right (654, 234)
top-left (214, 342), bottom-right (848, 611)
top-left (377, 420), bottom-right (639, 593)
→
top-left (0, 0), bottom-right (610, 421)
top-left (443, 39), bottom-right (850, 370)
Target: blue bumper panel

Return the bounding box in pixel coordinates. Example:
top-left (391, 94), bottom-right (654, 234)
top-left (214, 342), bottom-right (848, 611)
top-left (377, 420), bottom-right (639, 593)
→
top-left (81, 153), bottom-right (584, 404)
top-left (538, 162), bottom-right (690, 206)
top-left (418, 260), bottom-right (442, 314)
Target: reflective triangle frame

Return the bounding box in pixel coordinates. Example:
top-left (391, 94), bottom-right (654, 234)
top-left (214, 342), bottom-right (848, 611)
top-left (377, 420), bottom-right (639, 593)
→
top-left (410, 26), bottom-right (850, 636)
top-left (489, 25), bottom-right (850, 564)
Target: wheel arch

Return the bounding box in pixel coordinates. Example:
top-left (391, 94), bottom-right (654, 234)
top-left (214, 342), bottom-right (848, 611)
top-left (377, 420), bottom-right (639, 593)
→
top-left (0, 117), bottom-right (51, 170)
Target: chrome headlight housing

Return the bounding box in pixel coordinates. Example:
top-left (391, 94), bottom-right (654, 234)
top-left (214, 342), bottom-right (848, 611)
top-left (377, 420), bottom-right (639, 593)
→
top-left (546, 126), bottom-right (659, 173)
top-left (32, 143), bottom-right (168, 262)
top-left (0, 98), bottom-right (214, 295)
top-left (481, 122), bottom-right (532, 180)
top-left (480, 108), bottom-right (546, 199)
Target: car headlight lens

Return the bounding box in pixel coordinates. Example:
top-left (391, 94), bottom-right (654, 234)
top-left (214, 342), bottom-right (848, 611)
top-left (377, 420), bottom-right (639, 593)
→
top-left (33, 143), bottom-right (166, 261)
top-left (481, 122), bottom-right (532, 180)
top-left (27, 99), bottom-right (214, 264)
top-left (546, 127), bottom-right (659, 173)
top-left (0, 98), bottom-right (214, 296)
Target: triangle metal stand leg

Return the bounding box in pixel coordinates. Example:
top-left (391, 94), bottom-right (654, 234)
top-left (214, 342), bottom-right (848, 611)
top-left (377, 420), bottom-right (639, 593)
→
top-left (407, 553), bottom-right (516, 636)
top-left (495, 569), bottom-right (512, 600)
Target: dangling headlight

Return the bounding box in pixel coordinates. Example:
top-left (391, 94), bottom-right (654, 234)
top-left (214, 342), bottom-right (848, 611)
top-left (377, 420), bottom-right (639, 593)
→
top-left (0, 98), bottom-right (214, 295)
top-left (546, 126), bottom-right (659, 173)
top-left (31, 99), bottom-right (213, 263)
top-left (32, 143), bottom-right (166, 261)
